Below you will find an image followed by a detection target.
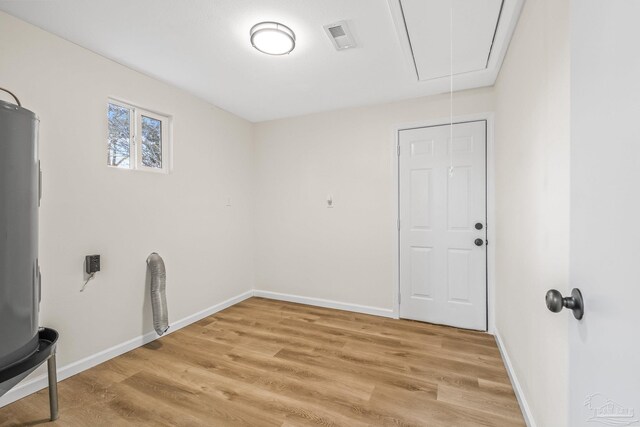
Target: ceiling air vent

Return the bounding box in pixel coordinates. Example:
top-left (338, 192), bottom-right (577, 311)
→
top-left (323, 21), bottom-right (356, 51)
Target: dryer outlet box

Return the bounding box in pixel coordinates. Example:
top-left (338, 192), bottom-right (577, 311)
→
top-left (85, 255), bottom-right (100, 274)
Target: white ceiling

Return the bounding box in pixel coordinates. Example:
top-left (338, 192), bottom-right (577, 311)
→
top-left (0, 0), bottom-right (523, 122)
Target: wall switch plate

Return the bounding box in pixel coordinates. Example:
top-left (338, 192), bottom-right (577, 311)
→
top-left (85, 255), bottom-right (100, 274)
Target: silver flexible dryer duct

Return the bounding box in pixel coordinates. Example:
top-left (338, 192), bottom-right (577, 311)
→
top-left (147, 253), bottom-right (169, 336)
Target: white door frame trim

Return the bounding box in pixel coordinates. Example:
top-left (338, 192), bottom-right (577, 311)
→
top-left (390, 112), bottom-right (496, 333)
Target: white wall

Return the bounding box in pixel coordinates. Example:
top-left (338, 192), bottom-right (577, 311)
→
top-left (493, 0), bottom-right (570, 425)
top-left (253, 89), bottom-right (494, 312)
top-left (0, 10), bottom-right (254, 387)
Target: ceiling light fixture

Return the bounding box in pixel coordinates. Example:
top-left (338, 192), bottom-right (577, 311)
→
top-left (250, 22), bottom-right (296, 56)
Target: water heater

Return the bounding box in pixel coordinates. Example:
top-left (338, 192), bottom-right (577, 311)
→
top-left (0, 93), bottom-right (58, 420)
top-left (0, 98), bottom-right (40, 379)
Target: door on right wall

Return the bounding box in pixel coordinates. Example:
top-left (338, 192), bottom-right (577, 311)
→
top-left (569, 1), bottom-right (640, 425)
top-left (398, 120), bottom-right (487, 331)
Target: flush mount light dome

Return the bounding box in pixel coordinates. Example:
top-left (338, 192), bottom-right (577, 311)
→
top-left (250, 22), bottom-right (296, 55)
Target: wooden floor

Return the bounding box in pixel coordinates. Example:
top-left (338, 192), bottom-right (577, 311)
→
top-left (0, 298), bottom-right (524, 426)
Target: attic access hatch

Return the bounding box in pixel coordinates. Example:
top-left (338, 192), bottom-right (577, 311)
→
top-left (388, 0), bottom-right (524, 84)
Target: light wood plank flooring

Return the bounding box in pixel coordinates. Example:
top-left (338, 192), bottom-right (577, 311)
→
top-left (0, 297), bottom-right (525, 426)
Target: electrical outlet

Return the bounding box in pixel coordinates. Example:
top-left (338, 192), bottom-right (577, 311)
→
top-left (85, 255), bottom-right (100, 274)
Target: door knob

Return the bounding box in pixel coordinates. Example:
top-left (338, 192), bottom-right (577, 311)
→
top-left (474, 238), bottom-right (484, 247)
top-left (545, 288), bottom-right (584, 320)
top-left (475, 222), bottom-right (483, 230)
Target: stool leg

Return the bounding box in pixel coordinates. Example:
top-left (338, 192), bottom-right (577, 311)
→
top-left (47, 354), bottom-right (58, 421)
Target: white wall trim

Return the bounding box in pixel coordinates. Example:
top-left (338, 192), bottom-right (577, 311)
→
top-left (391, 112), bottom-right (496, 333)
top-left (4, 285), bottom-right (515, 409)
top-left (253, 290), bottom-right (395, 318)
top-left (0, 290), bottom-right (253, 408)
top-left (494, 330), bottom-right (536, 427)
top-left (0, 289), bottom-right (395, 408)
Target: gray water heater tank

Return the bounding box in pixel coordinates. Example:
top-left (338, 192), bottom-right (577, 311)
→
top-left (0, 99), bottom-right (40, 376)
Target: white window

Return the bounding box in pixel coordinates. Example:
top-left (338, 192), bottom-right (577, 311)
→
top-left (107, 99), bottom-right (170, 173)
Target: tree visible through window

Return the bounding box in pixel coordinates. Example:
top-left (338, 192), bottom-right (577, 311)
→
top-left (141, 115), bottom-right (162, 168)
top-left (108, 103), bottom-right (131, 168)
top-left (107, 100), bottom-right (169, 172)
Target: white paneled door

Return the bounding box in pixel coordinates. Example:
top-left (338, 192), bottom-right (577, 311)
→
top-left (399, 121), bottom-right (487, 330)
top-left (569, 2), bottom-right (640, 425)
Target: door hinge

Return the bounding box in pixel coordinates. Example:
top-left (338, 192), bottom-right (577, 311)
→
top-left (397, 219), bottom-right (400, 230)
top-left (397, 145), bottom-right (400, 156)
top-left (398, 293), bottom-right (401, 304)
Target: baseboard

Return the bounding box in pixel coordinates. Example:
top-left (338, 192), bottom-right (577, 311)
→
top-left (168, 290), bottom-right (253, 331)
top-left (1, 289), bottom-right (394, 408)
top-left (494, 330), bottom-right (536, 427)
top-left (253, 290), bottom-right (395, 318)
top-left (0, 289), bottom-right (253, 408)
